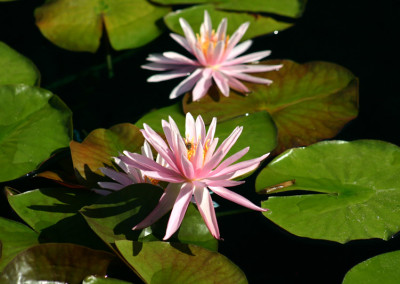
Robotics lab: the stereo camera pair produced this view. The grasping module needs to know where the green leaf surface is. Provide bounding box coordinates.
[256,140,400,243]
[136,102,277,163]
[154,0,306,18]
[0,84,72,182]
[0,42,40,86]
[164,5,293,41]
[70,123,144,185]
[342,250,400,284]
[0,217,39,272]
[34,0,170,52]
[6,187,105,249]
[115,240,247,284]
[80,184,218,251]
[83,275,132,284]
[0,243,114,283]
[183,60,359,154]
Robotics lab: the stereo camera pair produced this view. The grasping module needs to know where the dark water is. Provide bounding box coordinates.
[0,0,398,283]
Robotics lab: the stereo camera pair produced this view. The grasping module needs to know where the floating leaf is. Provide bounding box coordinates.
[80,184,218,251]
[0,243,114,283]
[164,5,293,42]
[0,217,39,272]
[6,187,105,249]
[70,123,144,185]
[0,42,40,86]
[154,0,306,18]
[136,102,277,163]
[183,60,359,154]
[256,140,400,243]
[0,84,72,182]
[342,250,400,284]
[34,0,170,52]
[115,240,248,283]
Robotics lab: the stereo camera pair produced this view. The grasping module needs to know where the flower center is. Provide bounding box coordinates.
[196,30,229,58]
[144,175,159,185]
[185,138,210,162]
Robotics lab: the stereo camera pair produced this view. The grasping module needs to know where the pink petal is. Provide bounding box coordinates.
[211,41,225,65]
[141,170,184,183]
[147,69,192,82]
[203,10,213,38]
[212,71,230,96]
[163,52,198,65]
[209,186,268,212]
[191,140,204,173]
[163,183,194,240]
[214,126,243,159]
[205,179,245,187]
[203,137,219,165]
[193,46,207,66]
[224,22,250,58]
[192,68,213,101]
[229,72,273,85]
[193,186,220,239]
[133,183,182,230]
[226,75,250,93]
[195,115,206,143]
[204,118,217,145]
[179,152,195,179]
[97,182,125,191]
[169,33,193,54]
[185,112,196,142]
[141,141,154,160]
[226,40,252,60]
[221,64,283,73]
[216,18,227,41]
[213,147,249,173]
[179,18,197,48]
[223,50,271,66]
[170,68,203,99]
[100,167,133,185]
[141,63,176,71]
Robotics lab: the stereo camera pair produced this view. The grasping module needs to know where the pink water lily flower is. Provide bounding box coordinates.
[142,10,283,101]
[121,113,269,240]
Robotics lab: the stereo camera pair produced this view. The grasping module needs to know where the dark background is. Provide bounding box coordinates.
[1,0,399,283]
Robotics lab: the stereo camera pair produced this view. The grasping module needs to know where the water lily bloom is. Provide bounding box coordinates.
[142,10,283,101]
[122,113,269,240]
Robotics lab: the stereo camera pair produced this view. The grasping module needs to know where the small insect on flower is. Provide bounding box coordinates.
[120,112,270,240]
[142,10,282,101]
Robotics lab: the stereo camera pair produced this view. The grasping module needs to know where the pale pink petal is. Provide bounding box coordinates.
[221,64,283,73]
[205,179,244,187]
[179,18,197,48]
[141,141,153,160]
[224,22,250,58]
[226,40,252,60]
[163,183,194,240]
[163,52,199,65]
[203,137,219,165]
[133,183,181,230]
[193,46,207,65]
[100,167,133,185]
[216,18,227,41]
[211,41,225,65]
[223,50,271,66]
[179,152,195,180]
[147,70,192,82]
[193,186,220,239]
[213,147,249,173]
[97,182,125,191]
[170,68,203,99]
[185,112,196,142]
[192,68,213,101]
[212,71,230,96]
[210,186,268,212]
[141,63,176,71]
[229,72,273,85]
[204,118,217,145]
[191,140,204,173]
[141,170,184,183]
[226,75,250,93]
[203,10,212,38]
[169,33,193,53]
[195,115,206,143]
[214,126,243,159]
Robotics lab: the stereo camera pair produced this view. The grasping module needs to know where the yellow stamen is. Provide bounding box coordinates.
[145,176,159,185]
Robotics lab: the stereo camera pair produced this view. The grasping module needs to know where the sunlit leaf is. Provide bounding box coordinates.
[0,243,114,283]
[164,5,293,42]
[6,187,105,249]
[0,84,72,182]
[70,123,144,185]
[256,140,400,243]
[136,102,277,163]
[342,250,400,284]
[0,42,40,86]
[184,60,358,154]
[115,240,248,283]
[0,217,39,272]
[34,0,170,52]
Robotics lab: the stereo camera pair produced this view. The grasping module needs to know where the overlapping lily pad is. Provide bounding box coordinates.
[0,84,72,182]
[342,250,400,284]
[115,240,247,283]
[256,140,400,243]
[34,0,170,52]
[136,102,277,163]
[6,187,105,249]
[184,60,359,154]
[80,184,218,252]
[0,42,40,86]
[154,0,306,18]
[70,123,144,185]
[164,5,293,42]
[0,217,39,272]
[0,243,114,283]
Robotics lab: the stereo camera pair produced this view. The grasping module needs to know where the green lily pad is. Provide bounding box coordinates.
[342,250,400,284]
[0,243,114,283]
[0,84,72,182]
[183,60,359,154]
[0,42,40,86]
[136,102,277,163]
[0,217,39,272]
[256,140,400,243]
[164,5,293,42]
[70,123,144,185]
[80,184,218,251]
[115,240,247,283]
[154,0,306,18]
[34,0,170,52]
[6,187,105,249]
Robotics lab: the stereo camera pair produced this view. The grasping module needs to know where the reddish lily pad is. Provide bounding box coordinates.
[183,60,359,154]
[34,0,170,52]
[115,240,247,283]
[70,123,144,185]
[0,243,114,283]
